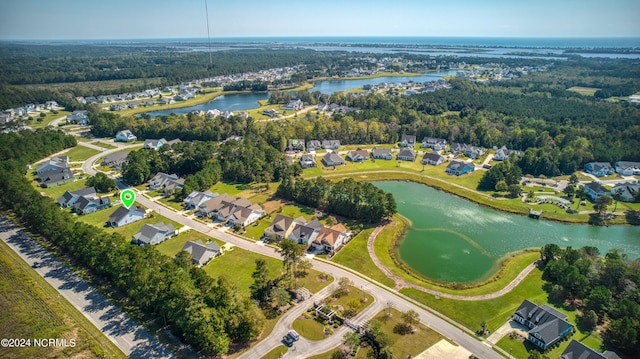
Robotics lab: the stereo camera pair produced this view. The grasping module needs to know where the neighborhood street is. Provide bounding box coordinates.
[128,184,504,359]
[0,215,174,359]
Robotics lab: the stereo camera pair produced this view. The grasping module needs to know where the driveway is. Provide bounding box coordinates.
[0,215,174,359]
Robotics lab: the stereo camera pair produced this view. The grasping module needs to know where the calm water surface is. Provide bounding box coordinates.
[373,181,640,284]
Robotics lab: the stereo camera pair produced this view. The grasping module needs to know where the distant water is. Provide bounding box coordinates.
[23,36,640,49]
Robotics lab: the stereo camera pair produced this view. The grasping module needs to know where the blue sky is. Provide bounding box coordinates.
[1,0,639,40]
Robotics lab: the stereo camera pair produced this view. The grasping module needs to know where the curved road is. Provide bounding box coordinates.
[127,186,504,359]
[0,215,173,359]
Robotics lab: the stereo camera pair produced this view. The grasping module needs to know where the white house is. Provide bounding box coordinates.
[115,130,137,142]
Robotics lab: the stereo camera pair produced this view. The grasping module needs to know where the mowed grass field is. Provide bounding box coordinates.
[0,239,125,359]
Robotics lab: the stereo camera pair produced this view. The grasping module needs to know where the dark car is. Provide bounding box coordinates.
[282,335,294,347]
[32,262,41,268]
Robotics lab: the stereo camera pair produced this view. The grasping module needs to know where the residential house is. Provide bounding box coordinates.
[560,339,620,359]
[143,99,155,107]
[584,162,615,177]
[614,161,640,176]
[322,152,345,167]
[282,99,304,110]
[165,138,181,147]
[132,222,176,246]
[421,137,447,151]
[161,177,184,195]
[66,110,89,125]
[306,140,322,152]
[144,138,167,150]
[450,143,485,159]
[346,149,369,162]
[147,172,180,190]
[264,214,305,241]
[115,130,137,142]
[40,168,75,188]
[57,187,97,208]
[288,220,323,246]
[263,109,279,117]
[421,152,445,166]
[109,103,126,111]
[299,154,316,168]
[73,196,111,215]
[228,204,265,228]
[196,193,234,217]
[183,190,217,210]
[44,101,58,109]
[108,206,145,228]
[397,148,416,161]
[513,299,574,351]
[446,160,475,176]
[311,224,348,253]
[102,152,129,169]
[181,240,222,267]
[214,197,252,222]
[322,140,341,150]
[371,148,393,160]
[493,145,523,161]
[584,182,609,201]
[611,182,638,202]
[287,139,305,152]
[400,134,417,148]
[128,101,141,109]
[36,156,69,175]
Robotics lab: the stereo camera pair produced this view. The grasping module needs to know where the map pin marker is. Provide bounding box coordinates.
[121,189,136,209]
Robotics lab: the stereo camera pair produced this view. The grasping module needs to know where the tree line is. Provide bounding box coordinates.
[276,176,397,223]
[540,244,640,355]
[0,129,264,356]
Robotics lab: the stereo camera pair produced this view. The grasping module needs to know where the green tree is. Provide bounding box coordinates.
[580,310,598,332]
[276,240,305,287]
[612,187,624,212]
[606,317,638,350]
[541,243,561,263]
[86,172,117,193]
[297,259,312,276]
[495,180,508,192]
[569,173,579,185]
[594,195,613,216]
[563,184,576,198]
[508,184,522,198]
[585,286,612,314]
[250,259,270,302]
[269,286,291,307]
[402,310,419,329]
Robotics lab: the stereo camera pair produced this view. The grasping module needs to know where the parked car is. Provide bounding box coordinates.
[287,329,300,341]
[32,262,41,268]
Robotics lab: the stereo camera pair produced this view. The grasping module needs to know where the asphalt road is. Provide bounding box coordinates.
[129,185,503,359]
[0,215,174,359]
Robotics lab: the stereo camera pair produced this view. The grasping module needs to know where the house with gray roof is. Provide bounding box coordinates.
[306,140,322,152]
[196,193,234,217]
[322,152,345,167]
[321,139,341,150]
[181,240,221,267]
[560,339,620,359]
[421,137,447,151]
[286,139,305,152]
[115,130,137,142]
[73,196,111,215]
[183,190,217,210]
[513,299,574,351]
[228,204,265,228]
[614,161,640,176]
[57,187,97,208]
[264,214,305,241]
[132,222,176,246]
[40,168,75,188]
[144,138,167,150]
[446,160,475,176]
[102,152,129,169]
[493,146,524,161]
[421,152,445,166]
[611,182,639,202]
[148,172,180,190]
[36,156,69,174]
[288,222,322,246]
[397,148,416,161]
[108,206,145,228]
[584,162,615,177]
[584,182,609,201]
[371,148,393,160]
[400,134,417,148]
[299,154,316,168]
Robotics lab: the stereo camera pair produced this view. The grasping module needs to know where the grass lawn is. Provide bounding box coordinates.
[370,308,445,359]
[0,239,126,359]
[296,269,334,293]
[400,267,547,333]
[260,345,288,359]
[496,329,605,359]
[202,247,284,297]
[31,174,90,200]
[209,182,253,196]
[64,146,102,162]
[325,285,374,318]
[89,141,117,149]
[157,196,185,211]
[24,111,71,130]
[155,230,220,258]
[332,228,396,288]
[292,316,326,340]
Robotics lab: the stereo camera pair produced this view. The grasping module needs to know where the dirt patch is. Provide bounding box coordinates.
[414,339,472,359]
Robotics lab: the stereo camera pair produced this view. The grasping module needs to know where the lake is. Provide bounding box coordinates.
[373,181,640,284]
[145,71,455,117]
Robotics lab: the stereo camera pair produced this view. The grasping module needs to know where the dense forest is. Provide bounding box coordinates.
[540,244,640,356]
[0,130,265,355]
[276,176,397,223]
